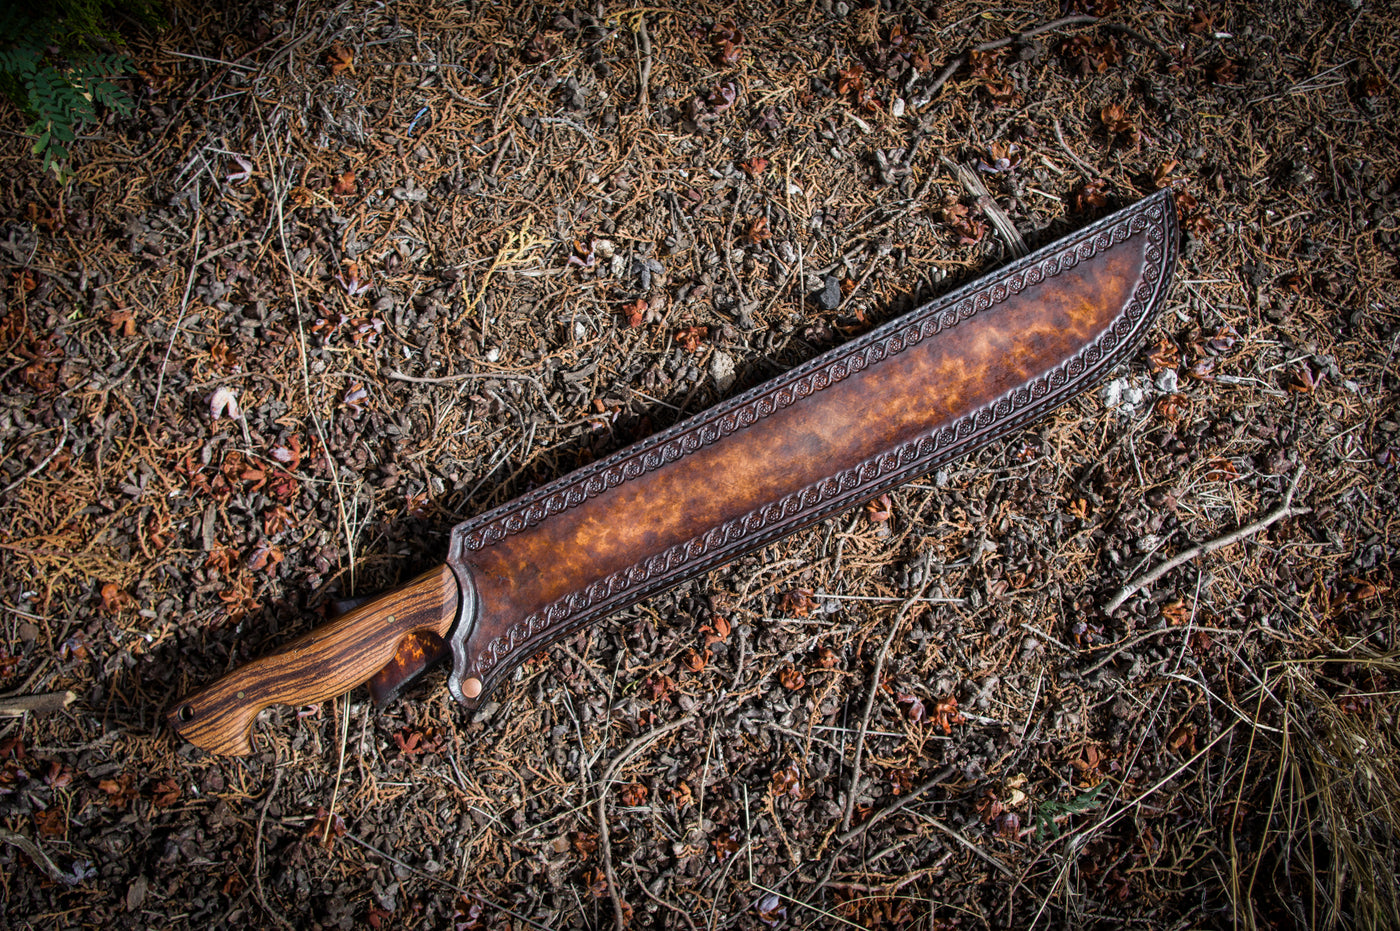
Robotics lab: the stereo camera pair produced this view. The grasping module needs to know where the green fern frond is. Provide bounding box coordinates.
[0,1,158,180]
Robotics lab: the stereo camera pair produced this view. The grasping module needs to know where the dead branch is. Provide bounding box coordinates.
[916,15,1099,104]
[941,156,1028,258]
[0,690,75,717]
[0,828,70,883]
[1105,467,1310,614]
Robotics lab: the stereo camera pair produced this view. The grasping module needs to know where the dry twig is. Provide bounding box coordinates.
[841,574,933,832]
[1105,467,1309,613]
[597,715,698,931]
[0,690,75,717]
[916,15,1099,104]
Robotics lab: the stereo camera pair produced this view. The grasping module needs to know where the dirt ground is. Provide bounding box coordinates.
[0,0,1397,928]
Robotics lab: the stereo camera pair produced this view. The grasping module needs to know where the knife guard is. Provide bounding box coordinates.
[445,191,1178,707]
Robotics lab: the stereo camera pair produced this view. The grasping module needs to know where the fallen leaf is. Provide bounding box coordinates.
[931,695,966,735]
[1073,178,1110,213]
[779,665,806,690]
[781,588,815,617]
[209,386,241,420]
[620,298,647,328]
[675,325,708,352]
[332,170,356,195]
[897,692,926,723]
[745,216,772,245]
[308,807,346,847]
[739,156,768,178]
[619,782,648,807]
[326,43,354,75]
[864,493,893,522]
[100,582,133,614]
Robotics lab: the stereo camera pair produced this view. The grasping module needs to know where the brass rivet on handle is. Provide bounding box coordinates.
[463,677,483,698]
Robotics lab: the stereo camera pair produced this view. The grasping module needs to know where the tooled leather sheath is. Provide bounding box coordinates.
[445,191,1178,707]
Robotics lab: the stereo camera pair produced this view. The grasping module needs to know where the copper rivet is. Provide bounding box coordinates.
[463,677,483,699]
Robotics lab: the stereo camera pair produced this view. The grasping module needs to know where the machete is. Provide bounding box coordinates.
[169,191,1178,756]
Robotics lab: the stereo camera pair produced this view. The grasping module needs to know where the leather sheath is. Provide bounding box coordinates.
[444,191,1177,707]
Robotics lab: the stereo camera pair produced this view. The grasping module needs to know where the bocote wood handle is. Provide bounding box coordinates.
[167,565,459,755]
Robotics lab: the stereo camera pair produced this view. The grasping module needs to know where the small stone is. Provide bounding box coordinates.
[126,875,147,911]
[817,275,841,310]
[710,351,736,392]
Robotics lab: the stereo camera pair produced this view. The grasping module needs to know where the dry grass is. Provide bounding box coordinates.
[1228,649,1400,931]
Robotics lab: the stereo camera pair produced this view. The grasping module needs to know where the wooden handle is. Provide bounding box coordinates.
[167,565,459,755]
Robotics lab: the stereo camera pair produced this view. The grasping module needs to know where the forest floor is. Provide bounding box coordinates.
[0,0,1397,928]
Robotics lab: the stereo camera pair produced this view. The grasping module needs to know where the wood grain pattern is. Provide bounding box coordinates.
[167,565,459,755]
[444,193,1177,706]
